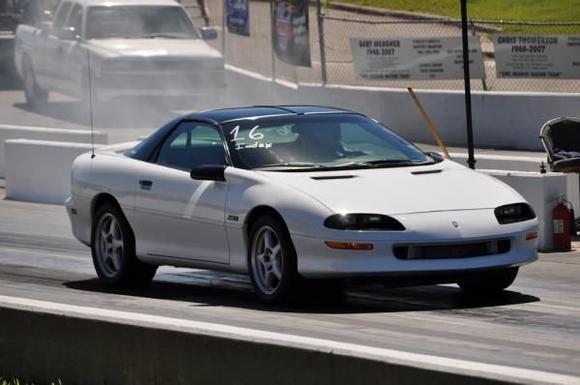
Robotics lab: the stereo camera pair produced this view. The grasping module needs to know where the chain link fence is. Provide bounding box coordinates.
[190,0,580,93]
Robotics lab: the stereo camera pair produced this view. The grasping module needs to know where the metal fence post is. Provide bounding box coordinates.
[461,0,476,170]
[470,19,488,91]
[270,0,276,81]
[316,0,327,85]
[221,0,226,56]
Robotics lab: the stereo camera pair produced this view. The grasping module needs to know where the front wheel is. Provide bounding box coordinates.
[91,203,157,287]
[248,216,298,303]
[457,267,519,295]
[23,58,48,107]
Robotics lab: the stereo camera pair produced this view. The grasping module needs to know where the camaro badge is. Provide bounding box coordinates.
[452,221,459,228]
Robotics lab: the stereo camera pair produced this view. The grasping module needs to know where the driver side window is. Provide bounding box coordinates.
[156,122,226,171]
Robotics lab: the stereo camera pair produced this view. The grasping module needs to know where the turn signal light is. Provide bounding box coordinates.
[325,241,374,251]
[526,231,538,240]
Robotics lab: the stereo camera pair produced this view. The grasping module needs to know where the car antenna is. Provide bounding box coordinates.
[86,49,96,159]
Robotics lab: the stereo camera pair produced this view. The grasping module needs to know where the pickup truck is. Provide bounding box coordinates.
[14,0,224,107]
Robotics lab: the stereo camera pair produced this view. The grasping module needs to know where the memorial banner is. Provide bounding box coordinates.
[349,36,485,80]
[494,35,580,79]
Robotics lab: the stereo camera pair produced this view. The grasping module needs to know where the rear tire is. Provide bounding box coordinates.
[91,202,157,287]
[23,57,48,107]
[248,215,298,303]
[458,267,519,295]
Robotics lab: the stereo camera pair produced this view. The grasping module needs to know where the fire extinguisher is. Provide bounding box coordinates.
[552,195,573,251]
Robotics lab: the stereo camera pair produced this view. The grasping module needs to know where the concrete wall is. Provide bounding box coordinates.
[483,170,568,251]
[450,153,580,220]
[226,65,580,152]
[4,139,102,205]
[1,297,568,385]
[0,124,107,178]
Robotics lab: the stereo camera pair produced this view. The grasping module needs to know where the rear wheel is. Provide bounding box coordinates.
[23,58,48,107]
[248,216,298,303]
[458,267,519,295]
[91,203,157,287]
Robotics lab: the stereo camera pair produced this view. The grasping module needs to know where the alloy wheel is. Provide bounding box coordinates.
[251,226,284,295]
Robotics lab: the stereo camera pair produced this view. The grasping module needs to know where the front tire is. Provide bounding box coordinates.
[248,216,298,303]
[91,203,157,287]
[23,58,48,107]
[458,267,519,295]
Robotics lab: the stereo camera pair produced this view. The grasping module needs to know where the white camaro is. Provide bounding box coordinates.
[66,106,539,302]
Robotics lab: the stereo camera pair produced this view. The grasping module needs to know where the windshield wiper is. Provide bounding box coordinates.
[331,159,434,169]
[255,162,324,170]
[142,33,185,39]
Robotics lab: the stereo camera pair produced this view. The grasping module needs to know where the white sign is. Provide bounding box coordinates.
[349,36,485,81]
[494,35,580,79]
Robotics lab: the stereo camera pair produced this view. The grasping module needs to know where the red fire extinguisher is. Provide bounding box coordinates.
[552,195,573,251]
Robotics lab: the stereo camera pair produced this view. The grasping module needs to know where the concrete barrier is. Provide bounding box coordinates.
[450,153,580,221]
[4,139,102,205]
[0,124,107,178]
[1,295,576,385]
[225,65,580,151]
[482,170,568,251]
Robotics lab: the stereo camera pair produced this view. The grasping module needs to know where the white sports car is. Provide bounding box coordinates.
[66,106,539,302]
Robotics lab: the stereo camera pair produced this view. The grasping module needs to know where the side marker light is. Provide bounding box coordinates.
[526,231,538,240]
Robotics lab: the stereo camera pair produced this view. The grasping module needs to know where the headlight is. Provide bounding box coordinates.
[324,214,405,231]
[494,203,536,224]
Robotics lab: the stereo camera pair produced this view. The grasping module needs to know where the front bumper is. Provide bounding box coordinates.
[292,210,538,278]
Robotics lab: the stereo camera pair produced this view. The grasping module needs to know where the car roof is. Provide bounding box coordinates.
[70,0,180,8]
[185,105,359,124]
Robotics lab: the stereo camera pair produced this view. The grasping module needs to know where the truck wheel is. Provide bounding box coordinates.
[23,58,49,107]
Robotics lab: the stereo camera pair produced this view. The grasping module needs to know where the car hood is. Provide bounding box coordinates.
[87,38,223,59]
[258,161,524,215]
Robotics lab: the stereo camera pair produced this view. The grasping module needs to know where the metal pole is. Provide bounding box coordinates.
[221,0,226,56]
[470,19,488,91]
[316,0,327,85]
[270,0,276,81]
[461,0,476,169]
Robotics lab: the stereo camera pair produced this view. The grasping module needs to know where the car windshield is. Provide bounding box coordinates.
[223,114,432,171]
[86,6,199,39]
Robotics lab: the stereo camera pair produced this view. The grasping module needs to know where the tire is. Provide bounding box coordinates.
[458,267,519,295]
[23,57,48,107]
[248,215,298,303]
[91,202,157,287]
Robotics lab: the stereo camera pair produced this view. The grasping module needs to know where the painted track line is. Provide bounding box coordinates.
[0,294,578,385]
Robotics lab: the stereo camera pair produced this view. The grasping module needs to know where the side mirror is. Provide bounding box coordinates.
[190,165,226,182]
[58,26,79,40]
[201,27,218,40]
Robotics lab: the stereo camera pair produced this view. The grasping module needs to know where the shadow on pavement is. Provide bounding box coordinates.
[64,274,540,315]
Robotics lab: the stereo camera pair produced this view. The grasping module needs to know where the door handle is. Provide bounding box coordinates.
[139,180,153,190]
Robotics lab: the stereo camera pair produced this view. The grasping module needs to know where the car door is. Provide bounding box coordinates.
[132,121,230,265]
[58,3,85,96]
[42,1,72,91]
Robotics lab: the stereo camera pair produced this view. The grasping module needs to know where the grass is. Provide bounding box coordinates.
[332,0,580,22]
[0,378,62,385]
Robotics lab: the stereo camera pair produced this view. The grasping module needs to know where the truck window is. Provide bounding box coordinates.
[65,3,82,35]
[52,1,72,29]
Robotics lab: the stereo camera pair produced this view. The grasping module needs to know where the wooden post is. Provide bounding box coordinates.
[407,87,451,159]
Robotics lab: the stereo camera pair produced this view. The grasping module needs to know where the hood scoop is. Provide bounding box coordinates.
[411,169,443,175]
[311,175,356,180]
